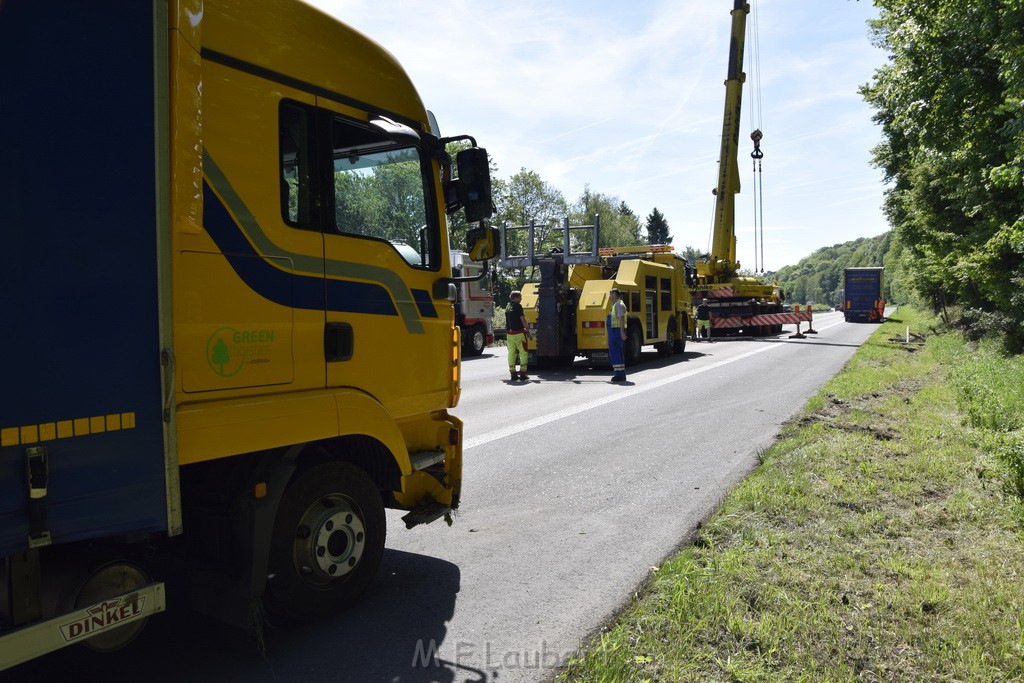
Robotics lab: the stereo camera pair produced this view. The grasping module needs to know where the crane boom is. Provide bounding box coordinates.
[706,0,749,280]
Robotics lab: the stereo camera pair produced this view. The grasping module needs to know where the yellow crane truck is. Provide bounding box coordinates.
[0,0,496,667]
[500,221,694,367]
[693,0,811,336]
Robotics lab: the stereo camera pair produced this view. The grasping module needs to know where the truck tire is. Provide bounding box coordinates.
[71,561,153,652]
[624,323,643,367]
[464,324,487,356]
[656,318,676,357]
[673,315,687,354]
[264,461,385,622]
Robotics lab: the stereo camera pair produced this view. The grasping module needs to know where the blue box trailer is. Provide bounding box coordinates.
[843,267,884,323]
[0,0,173,665]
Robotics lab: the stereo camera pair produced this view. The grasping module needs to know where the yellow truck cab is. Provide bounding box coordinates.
[0,0,496,666]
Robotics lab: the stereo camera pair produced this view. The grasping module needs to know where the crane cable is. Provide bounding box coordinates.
[746,0,766,274]
[751,131,764,274]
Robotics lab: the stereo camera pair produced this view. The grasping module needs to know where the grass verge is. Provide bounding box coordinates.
[559,307,1024,682]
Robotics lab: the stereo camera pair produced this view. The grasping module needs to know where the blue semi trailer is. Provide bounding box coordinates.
[843,267,885,323]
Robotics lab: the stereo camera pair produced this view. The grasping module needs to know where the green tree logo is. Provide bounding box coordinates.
[211,339,230,374]
[206,328,243,377]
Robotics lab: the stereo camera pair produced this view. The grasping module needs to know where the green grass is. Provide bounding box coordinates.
[936,334,1024,501]
[559,307,1024,682]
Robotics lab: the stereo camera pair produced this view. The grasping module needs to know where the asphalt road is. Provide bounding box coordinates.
[7,311,883,683]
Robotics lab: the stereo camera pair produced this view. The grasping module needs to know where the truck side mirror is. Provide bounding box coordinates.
[456,147,494,224]
[466,226,499,261]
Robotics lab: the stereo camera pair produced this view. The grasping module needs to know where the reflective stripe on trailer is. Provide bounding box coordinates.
[695,287,735,299]
[711,311,813,328]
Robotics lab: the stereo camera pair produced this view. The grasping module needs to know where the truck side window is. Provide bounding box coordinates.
[661,278,672,311]
[280,102,317,229]
[329,116,438,269]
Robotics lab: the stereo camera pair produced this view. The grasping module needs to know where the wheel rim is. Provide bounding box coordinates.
[293,494,366,586]
[665,324,675,349]
[472,329,485,353]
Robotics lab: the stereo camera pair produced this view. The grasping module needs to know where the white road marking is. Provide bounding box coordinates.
[464,319,846,450]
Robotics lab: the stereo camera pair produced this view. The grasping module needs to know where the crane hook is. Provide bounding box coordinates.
[750,128,763,159]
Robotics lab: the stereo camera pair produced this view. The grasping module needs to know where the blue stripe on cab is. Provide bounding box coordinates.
[411,289,438,318]
[202,182,397,316]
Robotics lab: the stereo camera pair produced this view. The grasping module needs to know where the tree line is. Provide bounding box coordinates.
[861,0,1024,350]
[444,144,686,302]
[772,233,896,307]
[446,163,676,258]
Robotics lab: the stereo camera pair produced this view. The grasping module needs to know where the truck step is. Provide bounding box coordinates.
[409,449,446,471]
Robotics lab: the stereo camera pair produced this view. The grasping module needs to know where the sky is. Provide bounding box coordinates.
[305,0,889,272]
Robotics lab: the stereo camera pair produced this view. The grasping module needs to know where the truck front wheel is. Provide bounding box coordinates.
[264,461,386,622]
[673,315,688,354]
[656,317,676,357]
[464,324,487,356]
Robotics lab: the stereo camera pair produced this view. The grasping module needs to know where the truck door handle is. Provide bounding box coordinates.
[325,323,353,362]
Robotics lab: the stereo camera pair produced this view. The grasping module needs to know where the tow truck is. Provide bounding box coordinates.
[500,219,694,367]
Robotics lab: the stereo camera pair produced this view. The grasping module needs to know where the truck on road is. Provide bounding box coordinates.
[843,267,886,322]
[0,0,495,668]
[500,220,693,368]
[452,251,495,356]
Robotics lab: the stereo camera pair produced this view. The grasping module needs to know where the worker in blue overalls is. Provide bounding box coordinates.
[608,288,628,382]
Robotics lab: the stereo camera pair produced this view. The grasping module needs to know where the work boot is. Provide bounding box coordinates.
[518,371,529,381]
[510,370,519,382]
[611,374,626,382]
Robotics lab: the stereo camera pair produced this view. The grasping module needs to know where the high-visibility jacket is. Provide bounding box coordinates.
[610,299,627,328]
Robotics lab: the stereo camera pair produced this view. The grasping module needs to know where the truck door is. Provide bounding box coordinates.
[178,61,323,396]
[318,104,451,407]
[645,275,659,338]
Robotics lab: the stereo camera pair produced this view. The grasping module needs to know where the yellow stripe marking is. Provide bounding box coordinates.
[0,413,137,447]
[2,427,20,448]
[20,425,39,444]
